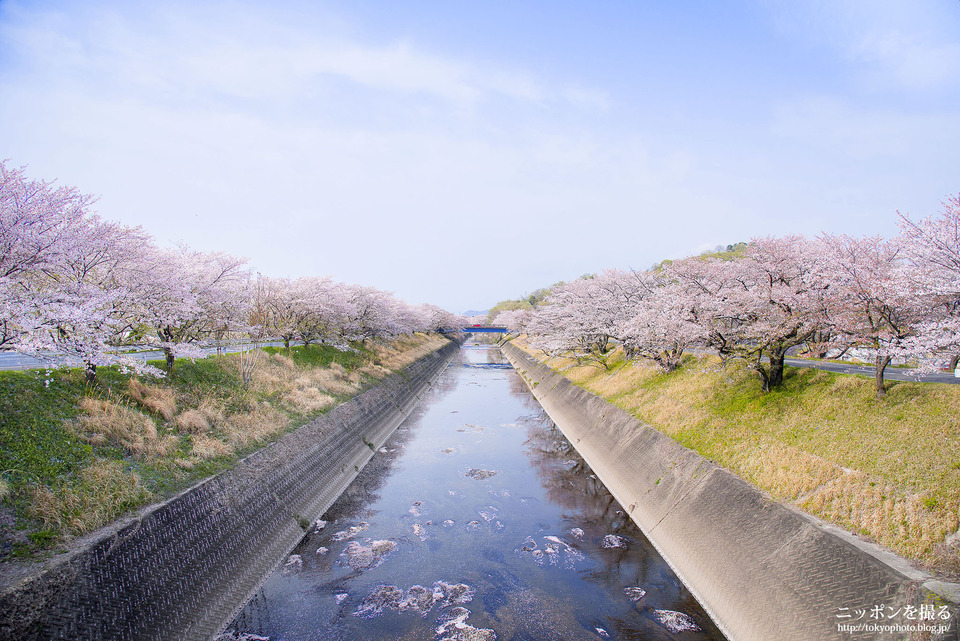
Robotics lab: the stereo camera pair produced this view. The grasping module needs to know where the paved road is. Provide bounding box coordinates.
[784,358,960,385]
[0,341,301,372]
[681,346,960,385]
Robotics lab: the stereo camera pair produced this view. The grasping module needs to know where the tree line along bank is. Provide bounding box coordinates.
[0,161,468,385]
[493,198,960,398]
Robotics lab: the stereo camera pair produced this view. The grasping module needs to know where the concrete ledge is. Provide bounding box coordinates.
[0,339,459,641]
[502,342,959,641]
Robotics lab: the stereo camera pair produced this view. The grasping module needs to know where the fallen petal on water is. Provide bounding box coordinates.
[280,555,302,575]
[354,584,404,618]
[653,609,702,633]
[344,539,397,570]
[601,534,628,549]
[331,521,369,541]
[466,468,500,480]
[624,587,647,602]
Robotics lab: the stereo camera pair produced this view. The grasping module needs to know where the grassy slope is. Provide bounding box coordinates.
[0,333,451,560]
[512,338,960,578]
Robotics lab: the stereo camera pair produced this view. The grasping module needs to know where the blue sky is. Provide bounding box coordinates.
[2,0,959,313]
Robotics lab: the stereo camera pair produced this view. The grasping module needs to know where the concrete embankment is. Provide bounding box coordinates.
[0,339,459,641]
[502,342,959,641]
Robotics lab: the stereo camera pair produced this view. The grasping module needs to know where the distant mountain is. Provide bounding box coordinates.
[462,309,489,318]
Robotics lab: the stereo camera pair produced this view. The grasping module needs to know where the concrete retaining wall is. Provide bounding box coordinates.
[0,339,459,641]
[503,342,959,641]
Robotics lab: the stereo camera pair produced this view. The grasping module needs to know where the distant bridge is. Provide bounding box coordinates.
[442,326,508,334]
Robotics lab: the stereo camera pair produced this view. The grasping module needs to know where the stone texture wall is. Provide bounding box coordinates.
[0,339,459,641]
[503,342,958,641]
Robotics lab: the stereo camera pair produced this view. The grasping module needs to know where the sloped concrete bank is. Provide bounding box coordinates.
[0,339,460,641]
[503,342,959,641]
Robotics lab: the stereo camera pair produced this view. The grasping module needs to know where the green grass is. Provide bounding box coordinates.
[263,342,372,369]
[0,369,93,486]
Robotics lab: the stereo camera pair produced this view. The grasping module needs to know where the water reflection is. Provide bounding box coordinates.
[222,346,725,641]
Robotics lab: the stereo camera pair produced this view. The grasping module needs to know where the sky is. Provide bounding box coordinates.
[2,0,959,314]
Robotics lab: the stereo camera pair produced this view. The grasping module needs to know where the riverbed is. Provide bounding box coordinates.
[223,344,725,640]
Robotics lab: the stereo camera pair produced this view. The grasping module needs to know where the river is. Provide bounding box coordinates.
[223,344,726,640]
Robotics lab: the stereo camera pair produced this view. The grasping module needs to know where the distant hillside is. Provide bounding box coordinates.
[462,309,489,317]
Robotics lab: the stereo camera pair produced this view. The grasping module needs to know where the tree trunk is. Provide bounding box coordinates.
[757,346,787,392]
[164,347,175,374]
[875,354,892,398]
[767,351,786,389]
[84,362,97,385]
[950,354,960,370]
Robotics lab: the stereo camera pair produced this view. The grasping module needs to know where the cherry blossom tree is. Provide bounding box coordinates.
[262,276,341,349]
[668,236,827,391]
[387,298,425,336]
[131,245,249,373]
[818,234,922,397]
[491,308,533,334]
[897,196,960,371]
[41,218,155,382]
[343,285,397,343]
[416,303,466,333]
[618,279,707,372]
[525,270,652,367]
[0,161,95,349]
[296,277,354,345]
[526,278,609,364]
[0,162,161,382]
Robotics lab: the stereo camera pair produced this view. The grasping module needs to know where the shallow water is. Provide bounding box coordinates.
[223,345,726,641]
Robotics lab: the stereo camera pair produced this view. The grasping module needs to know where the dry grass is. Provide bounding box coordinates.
[190,434,233,460]
[359,363,392,379]
[197,398,226,426]
[298,364,360,396]
[512,338,960,576]
[802,472,957,560]
[370,333,450,371]
[175,409,210,435]
[271,353,296,370]
[29,459,152,534]
[284,386,335,413]
[126,379,177,420]
[235,352,360,408]
[69,398,176,458]
[180,334,447,454]
[221,402,294,449]
[240,352,298,397]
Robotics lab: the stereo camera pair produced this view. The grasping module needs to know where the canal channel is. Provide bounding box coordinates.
[222,343,726,640]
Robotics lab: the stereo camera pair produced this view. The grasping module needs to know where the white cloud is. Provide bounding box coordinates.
[851,30,960,90]
[0,2,578,114]
[765,0,960,92]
